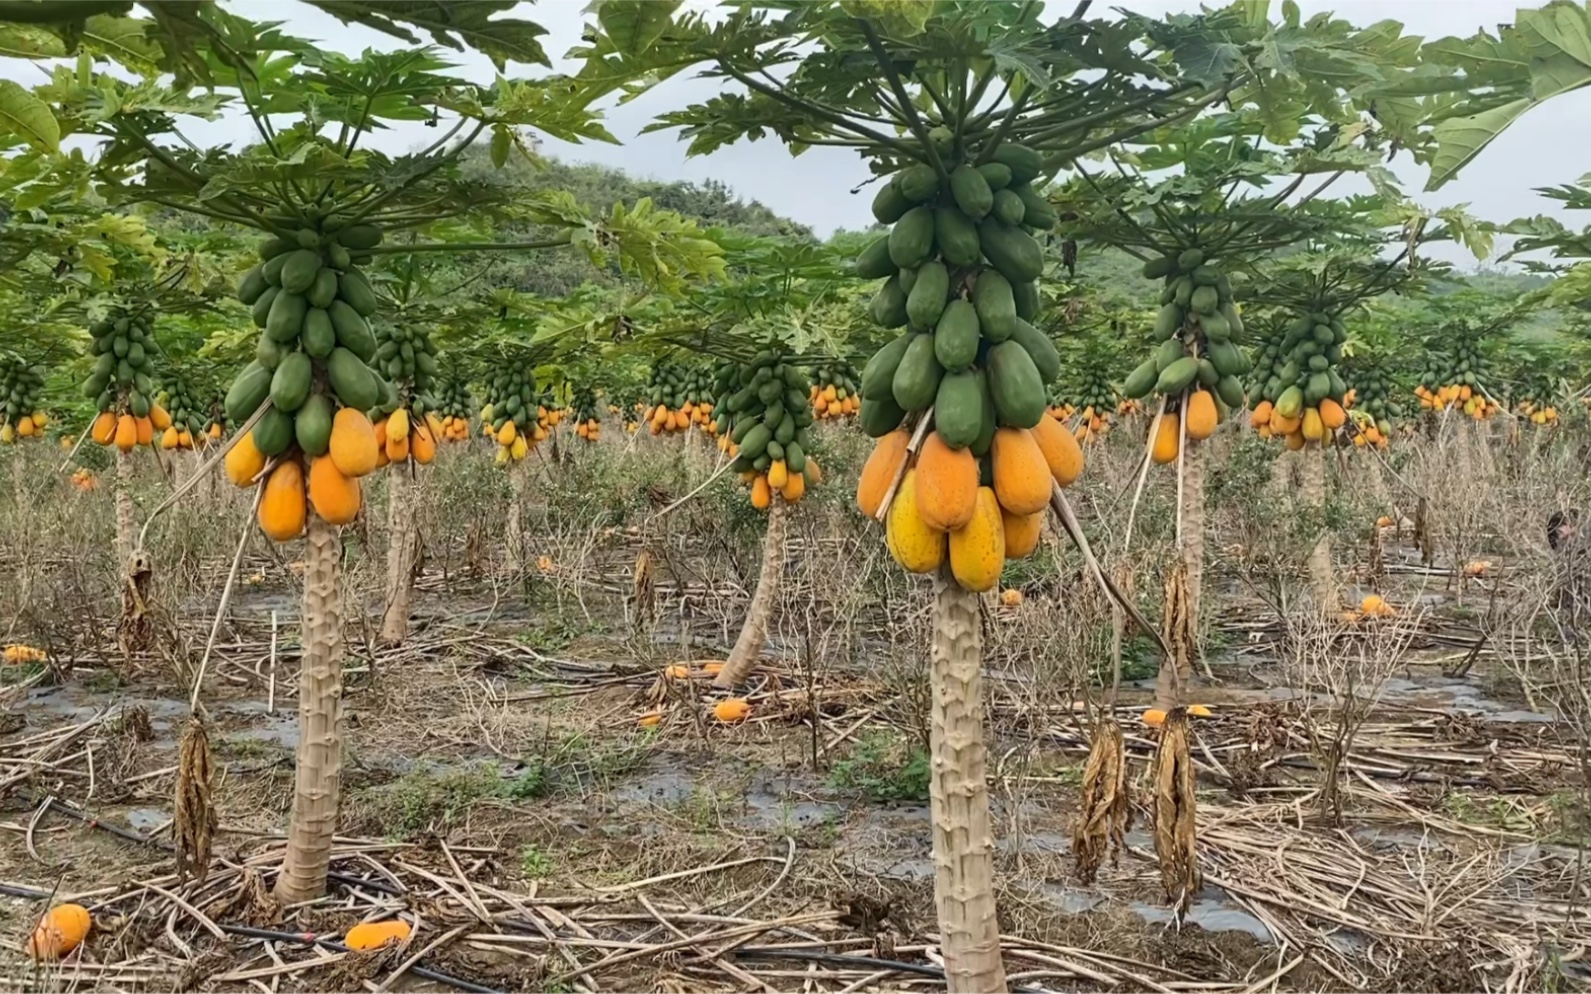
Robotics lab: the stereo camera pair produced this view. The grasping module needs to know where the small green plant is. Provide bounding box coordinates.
[374,761,550,835]
[519,844,554,878]
[829,730,931,804]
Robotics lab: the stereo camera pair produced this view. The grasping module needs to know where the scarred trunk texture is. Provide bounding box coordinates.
[1302,444,1337,613]
[1181,442,1207,648]
[927,568,1007,994]
[714,498,786,689]
[505,461,527,575]
[379,466,418,645]
[275,512,344,903]
[115,447,134,572]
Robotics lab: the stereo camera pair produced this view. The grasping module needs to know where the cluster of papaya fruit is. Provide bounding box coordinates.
[153,378,213,450]
[83,305,161,425]
[482,368,555,464]
[225,221,393,541]
[1342,360,1399,447]
[1246,308,1349,450]
[809,362,861,420]
[1512,369,1562,425]
[644,364,715,435]
[852,138,1076,592]
[89,402,171,452]
[428,375,473,441]
[857,144,1059,445]
[1049,368,1118,443]
[1123,250,1250,464]
[714,353,820,507]
[0,356,47,443]
[1416,339,1496,418]
[370,322,438,396]
[70,467,96,491]
[572,385,604,442]
[373,408,438,467]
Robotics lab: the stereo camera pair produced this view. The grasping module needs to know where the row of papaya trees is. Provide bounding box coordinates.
[3,0,1591,989]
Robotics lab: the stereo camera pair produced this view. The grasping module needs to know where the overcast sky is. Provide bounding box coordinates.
[11,1,1585,262]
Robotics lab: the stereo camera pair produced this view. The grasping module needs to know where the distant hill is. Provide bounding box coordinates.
[458,151,813,296]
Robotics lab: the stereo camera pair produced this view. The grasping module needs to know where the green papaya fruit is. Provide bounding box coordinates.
[860,392,907,437]
[976,162,1012,191]
[856,236,896,279]
[327,347,379,410]
[280,249,322,295]
[225,361,273,423]
[935,370,983,449]
[1216,375,1245,409]
[270,352,313,412]
[308,268,339,309]
[1010,184,1056,229]
[889,206,936,269]
[933,300,980,372]
[987,341,1045,428]
[251,286,280,329]
[294,392,334,456]
[1008,318,1060,384]
[266,291,309,344]
[906,261,950,329]
[328,300,377,361]
[991,188,1025,226]
[303,308,336,358]
[972,269,1017,341]
[1122,357,1158,399]
[872,181,912,224]
[935,207,982,267]
[253,408,295,457]
[978,218,1043,283]
[991,144,1043,184]
[1013,280,1039,321]
[238,266,268,305]
[1155,357,1200,395]
[1155,303,1183,340]
[338,270,378,317]
[1155,337,1187,372]
[1142,256,1176,280]
[1176,247,1205,271]
[950,165,993,220]
[337,223,384,250]
[892,332,942,411]
[861,333,912,399]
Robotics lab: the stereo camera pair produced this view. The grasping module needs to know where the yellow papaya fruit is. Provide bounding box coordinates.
[388,408,410,441]
[225,431,267,486]
[91,411,116,445]
[1302,407,1324,441]
[750,474,771,509]
[886,470,946,574]
[328,408,379,478]
[949,487,1005,592]
[1002,505,1043,559]
[307,455,361,525]
[767,459,789,490]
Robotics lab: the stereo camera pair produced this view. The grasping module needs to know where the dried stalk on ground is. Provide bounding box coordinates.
[1152,707,1200,912]
[1072,717,1129,884]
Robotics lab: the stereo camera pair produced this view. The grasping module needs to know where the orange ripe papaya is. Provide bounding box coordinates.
[1250,400,1273,427]
[857,430,910,518]
[1029,412,1084,487]
[1318,398,1347,430]
[1002,505,1044,559]
[114,414,137,452]
[1184,389,1218,441]
[329,408,379,478]
[91,411,116,445]
[1151,412,1179,465]
[915,431,978,530]
[135,417,153,447]
[307,455,361,525]
[990,427,1051,516]
[750,474,771,509]
[258,461,307,542]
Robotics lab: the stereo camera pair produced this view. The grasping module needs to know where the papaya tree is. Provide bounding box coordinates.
[1053,110,1417,700]
[575,1,1361,983]
[16,4,722,903]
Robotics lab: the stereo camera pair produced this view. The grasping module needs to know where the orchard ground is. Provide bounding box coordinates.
[2,414,1589,992]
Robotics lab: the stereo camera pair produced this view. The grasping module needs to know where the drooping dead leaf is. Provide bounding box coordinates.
[1073,716,1130,884]
[1152,707,1201,912]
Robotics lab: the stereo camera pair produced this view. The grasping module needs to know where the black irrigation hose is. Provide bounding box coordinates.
[13,791,404,895]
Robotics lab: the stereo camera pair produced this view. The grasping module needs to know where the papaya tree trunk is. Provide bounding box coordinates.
[713,498,786,689]
[379,465,418,645]
[275,511,344,902]
[505,461,526,576]
[1301,444,1337,613]
[1181,441,1206,650]
[927,567,1007,994]
[115,447,134,572]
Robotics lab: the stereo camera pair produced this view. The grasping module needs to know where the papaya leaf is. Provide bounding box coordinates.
[0,23,62,57]
[306,0,550,69]
[1425,97,1533,193]
[0,80,57,152]
[594,0,680,57]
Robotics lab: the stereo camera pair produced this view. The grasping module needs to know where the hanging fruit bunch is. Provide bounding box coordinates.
[1511,363,1562,425]
[428,373,473,442]
[1056,364,1118,444]
[84,305,171,453]
[852,140,1081,592]
[1415,334,1497,419]
[1045,383,1072,423]
[713,351,820,507]
[571,384,603,442]
[155,377,210,450]
[1246,306,1349,452]
[481,365,552,465]
[0,355,47,444]
[202,391,228,444]
[644,363,714,435]
[368,323,439,468]
[1121,248,1251,463]
[1341,356,1403,448]
[809,361,861,420]
[225,221,391,540]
